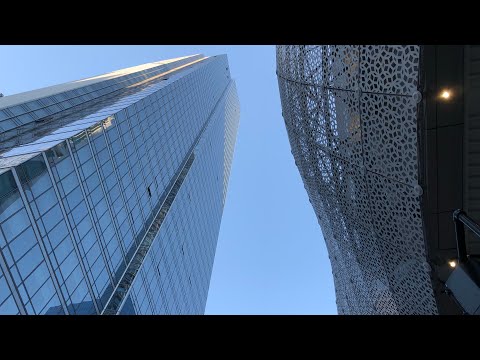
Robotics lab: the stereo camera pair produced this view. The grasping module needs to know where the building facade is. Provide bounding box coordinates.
[277,45,478,314]
[0,54,240,315]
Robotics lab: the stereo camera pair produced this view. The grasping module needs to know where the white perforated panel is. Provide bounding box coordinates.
[277,45,438,315]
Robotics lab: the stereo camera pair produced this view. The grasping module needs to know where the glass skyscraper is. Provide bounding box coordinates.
[0,54,240,315]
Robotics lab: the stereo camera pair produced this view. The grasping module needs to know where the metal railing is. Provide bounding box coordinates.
[453,209,480,263]
[445,209,480,314]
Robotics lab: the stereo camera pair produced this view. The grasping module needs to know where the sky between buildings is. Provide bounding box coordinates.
[0,45,337,314]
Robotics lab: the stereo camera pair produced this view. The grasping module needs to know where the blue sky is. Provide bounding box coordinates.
[0,45,337,314]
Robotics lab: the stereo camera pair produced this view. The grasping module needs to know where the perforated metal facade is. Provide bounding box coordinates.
[277,45,438,314]
[0,54,239,314]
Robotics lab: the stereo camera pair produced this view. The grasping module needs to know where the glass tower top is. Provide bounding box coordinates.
[0,54,240,315]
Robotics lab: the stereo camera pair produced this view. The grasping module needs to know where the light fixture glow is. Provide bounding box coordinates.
[448,260,457,268]
[440,89,452,100]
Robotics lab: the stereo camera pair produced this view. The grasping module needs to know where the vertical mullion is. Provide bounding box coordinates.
[136,106,163,193]
[101,123,138,247]
[0,224,27,314]
[65,139,116,287]
[41,151,100,314]
[10,166,69,315]
[85,131,128,262]
[113,116,148,229]
[124,111,155,212]
[138,268,155,314]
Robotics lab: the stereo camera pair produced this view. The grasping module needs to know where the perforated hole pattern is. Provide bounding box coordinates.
[277,45,437,315]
